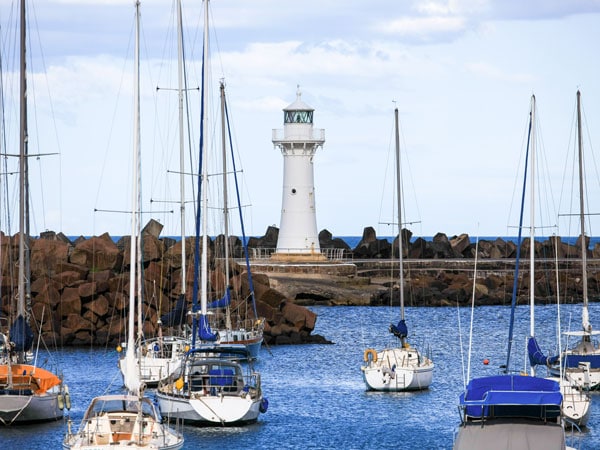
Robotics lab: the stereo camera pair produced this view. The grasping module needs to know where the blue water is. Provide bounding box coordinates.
[2,304,600,449]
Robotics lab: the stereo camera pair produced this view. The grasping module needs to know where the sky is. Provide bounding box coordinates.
[1,0,600,241]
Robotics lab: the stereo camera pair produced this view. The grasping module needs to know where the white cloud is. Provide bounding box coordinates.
[379,15,467,37]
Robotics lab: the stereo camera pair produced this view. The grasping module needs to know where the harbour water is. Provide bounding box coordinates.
[2,303,600,449]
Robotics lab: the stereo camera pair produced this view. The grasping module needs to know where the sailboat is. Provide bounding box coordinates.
[360,107,434,391]
[454,96,568,449]
[549,90,600,391]
[63,3,183,448]
[521,96,590,427]
[155,0,266,425]
[120,0,191,388]
[0,0,68,426]
[208,74,264,361]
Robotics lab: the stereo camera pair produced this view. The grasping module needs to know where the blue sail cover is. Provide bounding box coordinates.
[198,314,217,341]
[207,287,231,309]
[460,375,562,419]
[389,319,408,339]
[160,295,187,327]
[10,314,34,352]
[527,337,559,367]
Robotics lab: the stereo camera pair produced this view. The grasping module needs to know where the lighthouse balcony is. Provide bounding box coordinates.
[272,128,325,143]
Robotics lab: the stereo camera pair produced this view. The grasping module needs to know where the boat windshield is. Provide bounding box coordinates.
[88,397,156,418]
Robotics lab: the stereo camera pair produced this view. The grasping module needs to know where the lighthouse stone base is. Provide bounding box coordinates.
[269,252,328,263]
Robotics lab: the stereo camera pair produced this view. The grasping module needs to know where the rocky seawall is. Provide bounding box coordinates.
[0,223,329,348]
[1,223,598,347]
[265,226,600,308]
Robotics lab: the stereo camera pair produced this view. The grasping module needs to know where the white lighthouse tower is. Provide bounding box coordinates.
[271,87,326,261]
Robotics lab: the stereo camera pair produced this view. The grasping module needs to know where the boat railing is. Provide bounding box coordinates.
[187,371,260,398]
[208,317,264,335]
[564,418,582,449]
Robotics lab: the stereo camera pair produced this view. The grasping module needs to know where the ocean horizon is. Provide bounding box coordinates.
[64,235,600,250]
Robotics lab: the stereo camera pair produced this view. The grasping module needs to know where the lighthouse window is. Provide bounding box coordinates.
[284,110,313,124]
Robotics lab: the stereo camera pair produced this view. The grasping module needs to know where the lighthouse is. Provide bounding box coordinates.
[271,87,326,261]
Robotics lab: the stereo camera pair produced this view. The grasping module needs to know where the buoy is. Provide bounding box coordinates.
[259,397,269,413]
[175,378,184,391]
[116,345,122,353]
[483,358,489,365]
[65,385,71,410]
[58,391,64,410]
[363,348,378,363]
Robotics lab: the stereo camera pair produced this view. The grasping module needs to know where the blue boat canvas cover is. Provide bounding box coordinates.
[459,375,562,419]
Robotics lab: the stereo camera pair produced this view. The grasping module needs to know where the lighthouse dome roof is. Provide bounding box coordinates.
[283,87,314,112]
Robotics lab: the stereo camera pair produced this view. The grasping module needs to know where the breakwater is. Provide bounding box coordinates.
[0,224,325,347]
[251,225,600,308]
[1,223,598,347]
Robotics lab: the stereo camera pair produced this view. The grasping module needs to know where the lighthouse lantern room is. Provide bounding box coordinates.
[271,87,326,261]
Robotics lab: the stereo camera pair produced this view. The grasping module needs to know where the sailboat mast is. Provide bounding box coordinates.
[17,0,27,321]
[124,1,142,397]
[505,97,533,372]
[529,95,536,376]
[135,0,143,344]
[220,81,232,330]
[177,0,186,298]
[200,0,209,317]
[14,0,29,367]
[576,90,590,332]
[394,108,405,328]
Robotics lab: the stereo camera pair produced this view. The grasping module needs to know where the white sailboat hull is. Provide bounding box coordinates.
[119,337,188,387]
[138,357,182,387]
[549,338,600,391]
[0,391,62,425]
[561,389,591,428]
[119,357,182,389]
[549,363,600,391]
[545,376,591,427]
[216,332,262,360]
[156,391,261,425]
[361,347,433,391]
